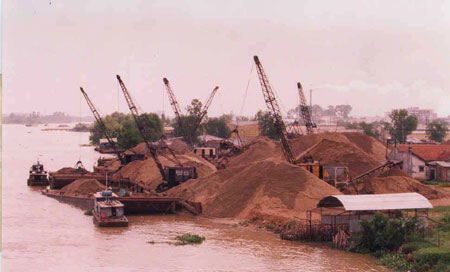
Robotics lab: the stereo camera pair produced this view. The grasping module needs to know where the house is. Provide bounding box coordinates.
[428,161,450,182]
[389,144,450,180]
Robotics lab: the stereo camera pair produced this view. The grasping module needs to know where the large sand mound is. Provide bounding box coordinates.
[227,136,283,168]
[60,178,105,196]
[113,152,217,190]
[297,139,381,177]
[341,167,450,200]
[166,160,341,219]
[290,132,387,161]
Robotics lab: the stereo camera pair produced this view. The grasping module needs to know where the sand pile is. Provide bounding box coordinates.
[297,139,381,177]
[227,136,283,168]
[60,178,105,196]
[342,167,450,200]
[113,152,217,190]
[53,167,90,175]
[290,132,387,161]
[166,160,341,219]
[168,139,191,154]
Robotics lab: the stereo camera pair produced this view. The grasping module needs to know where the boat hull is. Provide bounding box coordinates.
[93,212,128,227]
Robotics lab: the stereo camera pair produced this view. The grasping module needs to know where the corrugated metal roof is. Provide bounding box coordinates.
[435,161,450,168]
[317,193,432,211]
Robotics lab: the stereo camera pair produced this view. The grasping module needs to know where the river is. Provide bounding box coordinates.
[2,124,386,271]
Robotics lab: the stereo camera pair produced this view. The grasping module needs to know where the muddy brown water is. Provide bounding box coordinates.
[2,124,387,271]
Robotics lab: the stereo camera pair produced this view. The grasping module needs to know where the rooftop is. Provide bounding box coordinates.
[317,193,433,211]
[397,144,450,161]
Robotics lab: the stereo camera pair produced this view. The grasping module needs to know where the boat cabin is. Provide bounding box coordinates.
[93,191,128,227]
[27,161,49,186]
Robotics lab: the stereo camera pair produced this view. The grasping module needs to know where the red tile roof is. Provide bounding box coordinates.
[397,144,450,161]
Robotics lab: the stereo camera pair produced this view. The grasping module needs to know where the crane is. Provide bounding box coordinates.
[80,87,124,164]
[253,56,296,164]
[297,82,316,134]
[163,77,219,145]
[116,75,167,180]
[191,86,219,144]
[163,77,191,145]
[116,75,197,190]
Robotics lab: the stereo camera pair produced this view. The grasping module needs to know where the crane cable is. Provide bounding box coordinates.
[238,61,254,127]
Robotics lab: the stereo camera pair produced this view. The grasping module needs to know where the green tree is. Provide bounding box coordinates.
[427,120,448,143]
[89,112,163,149]
[205,116,231,138]
[255,110,278,140]
[388,109,418,144]
[360,122,379,138]
[172,99,205,144]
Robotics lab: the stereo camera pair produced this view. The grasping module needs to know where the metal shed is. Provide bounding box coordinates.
[318,193,433,211]
[309,193,432,234]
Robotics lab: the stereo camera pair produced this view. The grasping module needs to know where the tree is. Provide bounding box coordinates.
[388,109,418,144]
[427,120,448,143]
[255,110,278,140]
[172,99,205,144]
[335,105,352,119]
[89,112,163,149]
[359,122,379,138]
[205,117,231,138]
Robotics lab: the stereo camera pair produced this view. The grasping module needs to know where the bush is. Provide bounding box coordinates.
[351,213,425,253]
[376,253,412,271]
[401,240,434,254]
[84,209,93,216]
[414,247,450,270]
[175,233,205,245]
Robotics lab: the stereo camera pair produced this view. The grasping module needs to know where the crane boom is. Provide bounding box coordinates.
[163,78,191,144]
[116,75,166,180]
[297,82,316,134]
[80,87,124,162]
[198,86,219,122]
[253,56,296,164]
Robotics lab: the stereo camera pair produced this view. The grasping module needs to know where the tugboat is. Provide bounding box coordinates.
[27,160,49,186]
[92,190,128,227]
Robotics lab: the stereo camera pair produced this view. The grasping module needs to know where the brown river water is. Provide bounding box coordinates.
[2,124,387,271]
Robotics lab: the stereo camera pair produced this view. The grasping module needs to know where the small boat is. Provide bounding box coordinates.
[93,190,128,227]
[27,161,49,186]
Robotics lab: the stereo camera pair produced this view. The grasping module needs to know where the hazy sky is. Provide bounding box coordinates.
[3,0,450,118]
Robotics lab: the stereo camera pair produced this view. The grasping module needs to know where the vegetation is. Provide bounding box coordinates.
[255,110,278,140]
[420,180,450,188]
[389,109,418,144]
[205,116,231,139]
[427,120,449,143]
[84,209,93,216]
[349,211,450,271]
[89,111,163,149]
[3,111,94,124]
[175,233,205,245]
[72,123,91,132]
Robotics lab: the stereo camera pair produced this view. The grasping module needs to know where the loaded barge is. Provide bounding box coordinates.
[41,189,202,215]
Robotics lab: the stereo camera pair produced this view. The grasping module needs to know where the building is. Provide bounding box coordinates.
[406,107,438,124]
[389,144,450,180]
[312,193,432,233]
[428,161,450,182]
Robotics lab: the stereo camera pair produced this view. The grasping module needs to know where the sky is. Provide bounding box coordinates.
[3,0,450,118]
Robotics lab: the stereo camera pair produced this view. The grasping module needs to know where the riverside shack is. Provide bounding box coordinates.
[309,193,432,233]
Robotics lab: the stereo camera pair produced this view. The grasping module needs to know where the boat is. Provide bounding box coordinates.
[27,161,49,186]
[92,190,128,227]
